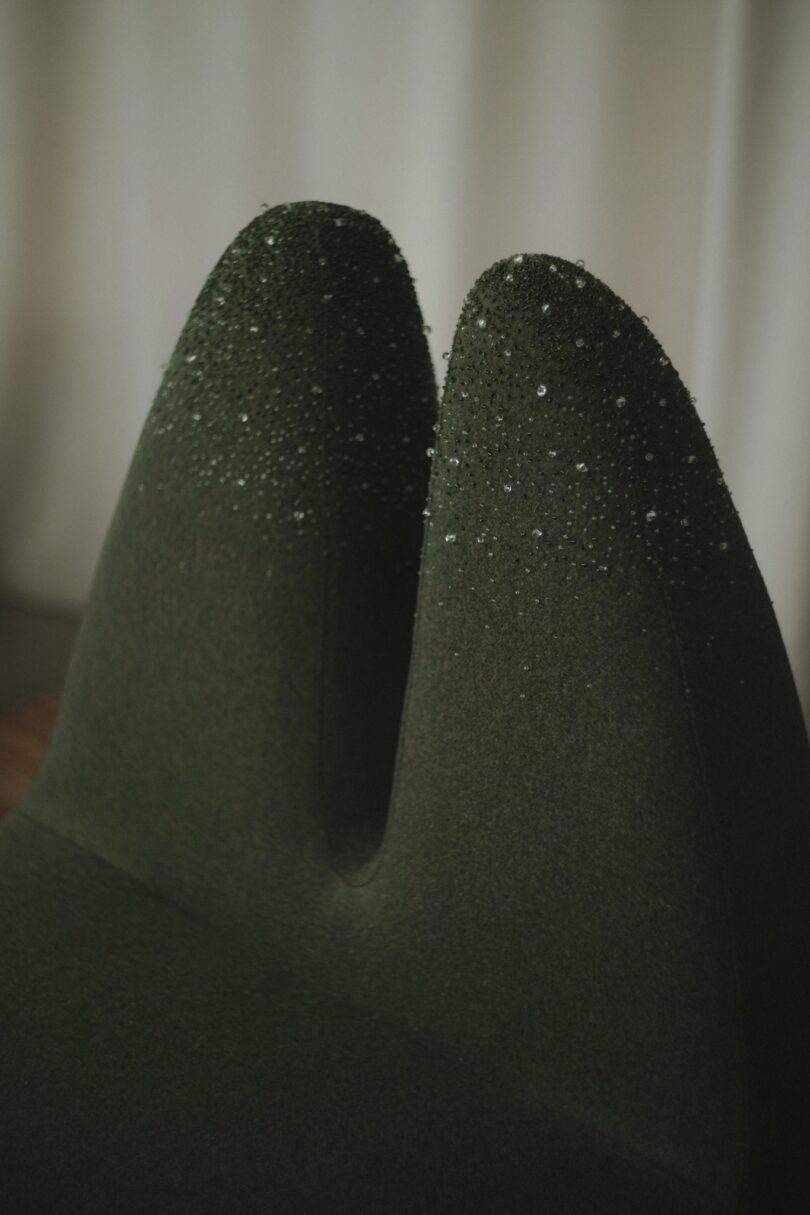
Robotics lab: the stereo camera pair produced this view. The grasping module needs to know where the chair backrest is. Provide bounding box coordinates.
[11,201,810,1211]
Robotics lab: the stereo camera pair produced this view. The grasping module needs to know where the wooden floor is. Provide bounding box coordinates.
[0,695,59,817]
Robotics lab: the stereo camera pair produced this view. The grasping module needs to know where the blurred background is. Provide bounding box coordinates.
[1,0,809,733]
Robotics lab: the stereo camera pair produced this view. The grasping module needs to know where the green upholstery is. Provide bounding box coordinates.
[2,202,808,1213]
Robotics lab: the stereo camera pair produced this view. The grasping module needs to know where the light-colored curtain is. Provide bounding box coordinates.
[2,0,809,720]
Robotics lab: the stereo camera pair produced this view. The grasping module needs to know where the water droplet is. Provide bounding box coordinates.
[448,456,460,466]
[536,385,547,397]
[505,272,514,282]
[687,454,697,464]
[615,396,626,407]
[293,509,306,521]
[575,462,588,473]
[249,324,259,334]
[680,517,689,527]
[646,509,657,522]
[504,350,512,358]
[575,277,585,289]
[548,449,557,458]
[612,329,621,338]
[718,540,729,551]
[422,323,432,334]
[476,317,487,329]
[549,263,558,273]
[426,447,435,457]
[321,293,333,303]
[354,432,365,442]
[185,353,197,364]
[575,337,585,348]
[641,315,650,325]
[659,397,667,406]
[659,355,669,366]
[645,452,654,461]
[531,527,543,537]
[445,533,457,543]
[503,483,513,493]
[512,254,524,264]
[266,235,276,246]
[240,413,249,423]
[442,351,450,360]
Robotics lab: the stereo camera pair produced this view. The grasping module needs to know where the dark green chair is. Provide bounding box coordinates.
[2,202,808,1213]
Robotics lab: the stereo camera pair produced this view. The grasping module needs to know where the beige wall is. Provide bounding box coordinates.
[1,0,809,719]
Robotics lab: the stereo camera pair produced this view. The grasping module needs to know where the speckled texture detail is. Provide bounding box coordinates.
[144,204,433,536]
[425,252,738,590]
[2,203,809,1213]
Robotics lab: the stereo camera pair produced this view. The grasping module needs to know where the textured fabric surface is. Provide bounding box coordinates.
[0,811,728,1215]
[2,202,809,1212]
